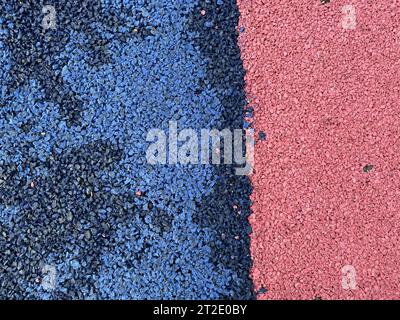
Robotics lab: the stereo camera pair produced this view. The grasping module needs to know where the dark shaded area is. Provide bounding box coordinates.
[0,140,169,299]
[0,0,154,126]
[187,1,254,300]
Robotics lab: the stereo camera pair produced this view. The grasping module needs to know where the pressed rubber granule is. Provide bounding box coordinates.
[238,0,400,299]
[0,0,253,299]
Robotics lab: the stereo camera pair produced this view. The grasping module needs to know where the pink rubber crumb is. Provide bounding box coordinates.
[238,0,400,299]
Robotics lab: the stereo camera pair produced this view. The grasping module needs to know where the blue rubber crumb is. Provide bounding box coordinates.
[0,0,254,300]
[258,131,267,141]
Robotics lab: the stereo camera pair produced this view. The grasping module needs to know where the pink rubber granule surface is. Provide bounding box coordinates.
[238,0,400,299]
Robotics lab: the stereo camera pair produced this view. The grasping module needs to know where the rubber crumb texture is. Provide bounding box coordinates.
[0,0,253,299]
[238,0,400,299]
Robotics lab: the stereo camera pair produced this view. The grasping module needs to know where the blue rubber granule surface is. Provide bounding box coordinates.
[0,0,254,299]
